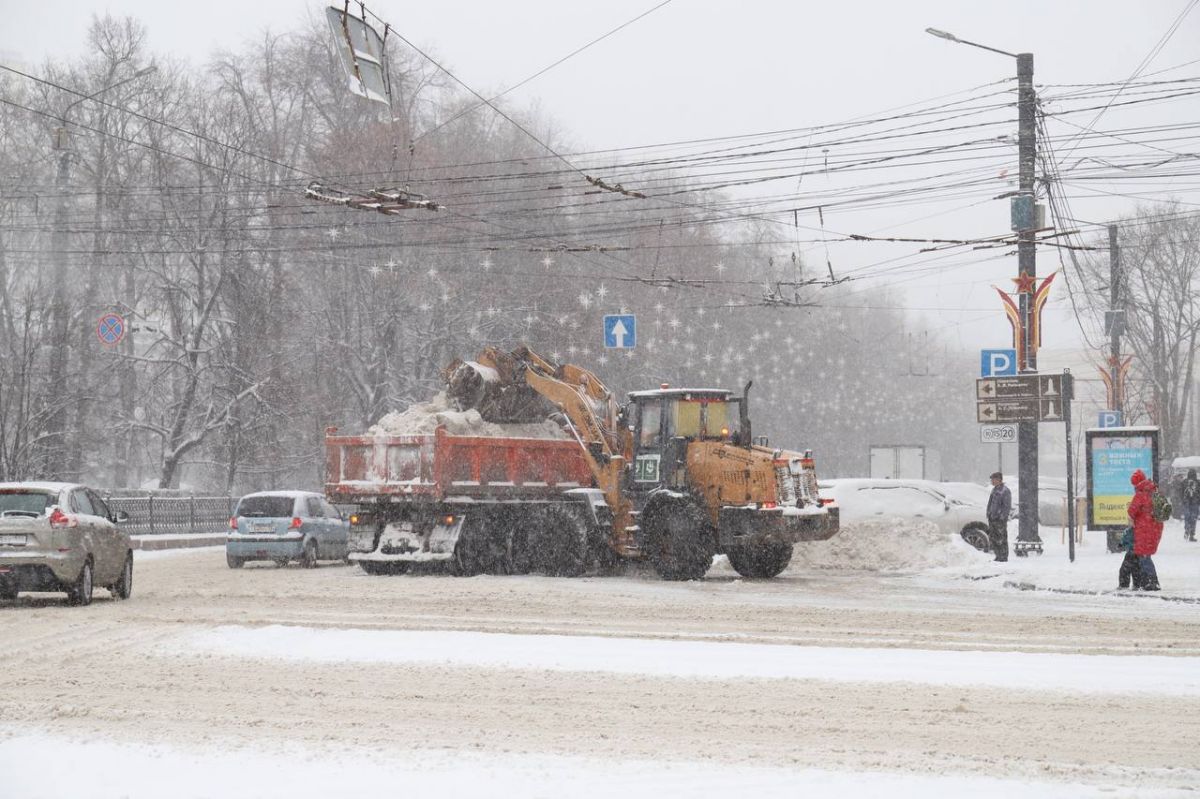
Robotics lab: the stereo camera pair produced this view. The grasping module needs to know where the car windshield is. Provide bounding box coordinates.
[0,490,54,516]
[236,496,296,518]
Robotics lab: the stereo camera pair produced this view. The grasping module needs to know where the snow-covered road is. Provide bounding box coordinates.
[2,522,1198,797]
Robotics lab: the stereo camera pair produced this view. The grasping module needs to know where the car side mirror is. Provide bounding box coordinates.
[113,510,130,524]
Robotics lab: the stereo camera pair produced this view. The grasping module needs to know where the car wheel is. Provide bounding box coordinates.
[227,553,245,569]
[0,583,17,601]
[111,552,133,599]
[67,559,94,606]
[960,523,991,553]
[299,538,318,569]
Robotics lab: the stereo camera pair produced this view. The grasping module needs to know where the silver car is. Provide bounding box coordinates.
[0,482,133,605]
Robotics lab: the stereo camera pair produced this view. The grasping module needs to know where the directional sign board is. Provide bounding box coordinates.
[980,349,1017,377]
[976,373,1073,423]
[603,314,636,349]
[980,423,1018,443]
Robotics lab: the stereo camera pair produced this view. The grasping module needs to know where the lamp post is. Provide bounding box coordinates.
[927,27,1042,549]
[46,65,156,478]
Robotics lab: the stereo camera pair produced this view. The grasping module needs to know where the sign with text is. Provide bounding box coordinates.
[976,373,1073,423]
[1098,410,1123,428]
[1085,427,1159,530]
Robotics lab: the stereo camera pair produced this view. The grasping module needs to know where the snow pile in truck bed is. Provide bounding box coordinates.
[368,392,568,439]
[792,519,982,572]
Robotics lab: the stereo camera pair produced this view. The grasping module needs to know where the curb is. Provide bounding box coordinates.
[132,536,225,551]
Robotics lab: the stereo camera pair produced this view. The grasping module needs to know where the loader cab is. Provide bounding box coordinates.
[626,387,745,489]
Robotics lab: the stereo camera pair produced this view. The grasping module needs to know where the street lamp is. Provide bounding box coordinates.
[927,27,1043,552]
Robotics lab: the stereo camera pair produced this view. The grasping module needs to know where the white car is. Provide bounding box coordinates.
[820,478,1000,552]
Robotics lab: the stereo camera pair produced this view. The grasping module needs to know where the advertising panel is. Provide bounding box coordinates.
[1085,427,1159,530]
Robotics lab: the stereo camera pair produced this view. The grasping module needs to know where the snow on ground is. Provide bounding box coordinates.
[0,730,1179,799]
[931,519,1200,600]
[162,624,1200,696]
[134,543,224,561]
[792,518,983,571]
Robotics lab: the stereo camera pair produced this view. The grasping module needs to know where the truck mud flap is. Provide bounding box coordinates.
[363,516,464,562]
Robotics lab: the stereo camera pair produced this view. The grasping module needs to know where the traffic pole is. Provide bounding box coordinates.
[1016,51,1041,549]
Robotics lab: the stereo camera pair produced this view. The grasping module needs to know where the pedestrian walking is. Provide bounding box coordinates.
[1181,468,1200,542]
[1117,526,1143,590]
[986,471,1011,562]
[1127,468,1163,591]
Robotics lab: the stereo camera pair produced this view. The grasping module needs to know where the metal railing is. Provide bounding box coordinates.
[104,495,237,536]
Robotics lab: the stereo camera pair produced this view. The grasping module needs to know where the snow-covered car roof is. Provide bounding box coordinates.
[238,490,324,500]
[0,481,77,494]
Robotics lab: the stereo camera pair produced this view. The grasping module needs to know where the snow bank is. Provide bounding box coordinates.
[0,731,1145,799]
[160,625,1200,696]
[794,519,982,571]
[368,391,567,439]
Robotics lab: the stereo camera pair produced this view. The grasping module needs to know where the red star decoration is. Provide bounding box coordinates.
[1012,271,1036,294]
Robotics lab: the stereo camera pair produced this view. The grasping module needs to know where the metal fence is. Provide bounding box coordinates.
[105,495,237,536]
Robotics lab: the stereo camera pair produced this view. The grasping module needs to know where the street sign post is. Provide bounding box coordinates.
[96,312,126,346]
[603,314,636,349]
[980,348,1017,377]
[980,423,1018,443]
[976,373,1073,423]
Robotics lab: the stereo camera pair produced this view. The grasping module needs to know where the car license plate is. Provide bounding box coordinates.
[0,533,26,546]
[251,523,274,533]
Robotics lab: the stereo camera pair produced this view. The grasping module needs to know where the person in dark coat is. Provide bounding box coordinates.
[1181,468,1200,542]
[1117,526,1143,590]
[1127,468,1163,591]
[986,471,1011,562]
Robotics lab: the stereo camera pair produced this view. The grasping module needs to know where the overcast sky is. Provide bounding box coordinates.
[4,1,1199,364]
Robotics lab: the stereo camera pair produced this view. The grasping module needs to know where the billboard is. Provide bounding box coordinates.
[1085,426,1159,530]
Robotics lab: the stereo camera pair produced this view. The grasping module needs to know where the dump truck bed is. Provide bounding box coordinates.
[325,425,593,503]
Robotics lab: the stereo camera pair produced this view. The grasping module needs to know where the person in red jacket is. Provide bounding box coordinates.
[1127,468,1162,591]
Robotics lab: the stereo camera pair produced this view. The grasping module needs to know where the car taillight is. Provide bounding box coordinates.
[49,507,75,528]
[761,501,778,509]
[290,516,302,529]
[229,516,238,530]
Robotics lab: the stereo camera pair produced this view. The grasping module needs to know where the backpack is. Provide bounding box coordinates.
[1151,491,1173,522]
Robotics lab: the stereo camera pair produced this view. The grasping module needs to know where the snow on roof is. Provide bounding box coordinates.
[626,388,732,399]
[1172,456,1200,468]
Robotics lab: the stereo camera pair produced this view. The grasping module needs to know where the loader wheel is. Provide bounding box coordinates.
[726,536,793,579]
[531,504,590,578]
[643,498,715,581]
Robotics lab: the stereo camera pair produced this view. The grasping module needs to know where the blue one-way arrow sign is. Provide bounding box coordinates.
[603,314,636,349]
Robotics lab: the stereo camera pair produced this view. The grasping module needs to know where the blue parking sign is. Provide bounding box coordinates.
[603,314,636,349]
[981,349,1017,377]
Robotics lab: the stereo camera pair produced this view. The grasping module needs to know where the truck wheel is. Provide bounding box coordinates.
[453,516,501,576]
[532,505,590,577]
[226,553,245,569]
[359,560,408,576]
[727,536,793,579]
[644,499,714,581]
[960,523,991,553]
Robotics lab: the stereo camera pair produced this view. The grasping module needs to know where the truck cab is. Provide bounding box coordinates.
[625,387,746,493]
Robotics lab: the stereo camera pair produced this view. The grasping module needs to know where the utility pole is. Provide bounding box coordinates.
[1015,51,1040,548]
[1109,224,1122,414]
[926,29,1042,547]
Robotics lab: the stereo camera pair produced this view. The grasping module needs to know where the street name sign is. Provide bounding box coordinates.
[980,423,1018,443]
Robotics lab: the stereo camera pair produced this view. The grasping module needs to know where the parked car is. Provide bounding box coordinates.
[820,478,999,552]
[226,491,349,568]
[0,482,133,605]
